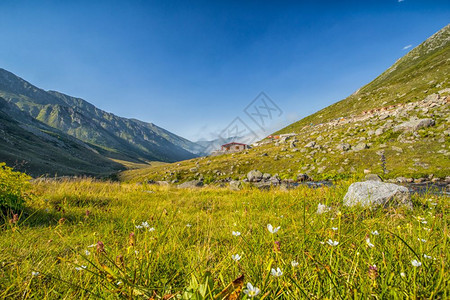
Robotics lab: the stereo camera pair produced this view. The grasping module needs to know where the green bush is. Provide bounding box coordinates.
[0,162,32,211]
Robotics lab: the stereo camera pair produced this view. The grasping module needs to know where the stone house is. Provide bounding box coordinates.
[220,142,249,153]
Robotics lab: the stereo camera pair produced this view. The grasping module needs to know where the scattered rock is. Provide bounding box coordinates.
[391,146,403,153]
[375,128,385,136]
[280,181,295,190]
[229,180,242,191]
[247,170,263,182]
[297,173,310,182]
[156,181,169,186]
[396,177,408,183]
[189,167,198,172]
[343,181,412,209]
[270,174,281,185]
[336,143,351,151]
[317,166,326,174]
[178,180,204,188]
[394,118,435,132]
[414,178,426,183]
[305,141,316,148]
[254,181,272,190]
[263,173,272,180]
[353,142,368,151]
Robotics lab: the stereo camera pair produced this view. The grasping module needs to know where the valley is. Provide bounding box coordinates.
[0,11,448,299]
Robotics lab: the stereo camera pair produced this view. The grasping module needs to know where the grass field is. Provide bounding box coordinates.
[0,178,448,299]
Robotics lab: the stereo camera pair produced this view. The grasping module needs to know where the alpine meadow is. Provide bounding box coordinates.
[0,2,449,299]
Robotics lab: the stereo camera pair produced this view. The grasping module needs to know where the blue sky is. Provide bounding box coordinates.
[0,0,448,141]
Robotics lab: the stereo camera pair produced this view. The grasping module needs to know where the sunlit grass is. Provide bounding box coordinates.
[0,179,448,298]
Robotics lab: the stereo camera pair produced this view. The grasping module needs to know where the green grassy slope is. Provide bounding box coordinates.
[120,25,450,183]
[277,24,450,134]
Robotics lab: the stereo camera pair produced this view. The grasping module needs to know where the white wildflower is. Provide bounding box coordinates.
[366,238,375,248]
[411,260,422,267]
[326,239,339,246]
[267,224,280,234]
[317,203,330,214]
[291,260,299,267]
[243,282,260,297]
[232,231,241,237]
[231,254,241,262]
[271,267,283,277]
[371,230,379,235]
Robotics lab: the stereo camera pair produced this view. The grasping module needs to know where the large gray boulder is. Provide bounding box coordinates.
[178,180,204,188]
[247,170,263,182]
[343,181,412,209]
[393,118,435,132]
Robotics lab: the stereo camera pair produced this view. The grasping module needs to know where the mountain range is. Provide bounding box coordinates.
[0,69,204,176]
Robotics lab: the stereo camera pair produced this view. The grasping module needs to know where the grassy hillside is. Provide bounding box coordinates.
[120,25,449,184]
[1,178,447,298]
[278,24,450,133]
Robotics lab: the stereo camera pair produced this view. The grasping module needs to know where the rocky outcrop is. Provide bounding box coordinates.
[343,181,412,209]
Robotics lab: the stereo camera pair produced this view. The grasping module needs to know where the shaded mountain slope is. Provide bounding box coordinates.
[0,97,124,177]
[0,69,199,165]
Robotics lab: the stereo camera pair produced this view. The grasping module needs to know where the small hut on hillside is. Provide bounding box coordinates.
[220,142,249,153]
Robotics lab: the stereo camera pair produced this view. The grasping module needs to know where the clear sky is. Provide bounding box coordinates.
[0,0,448,141]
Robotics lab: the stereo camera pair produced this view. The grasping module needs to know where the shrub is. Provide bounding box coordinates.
[0,162,32,211]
